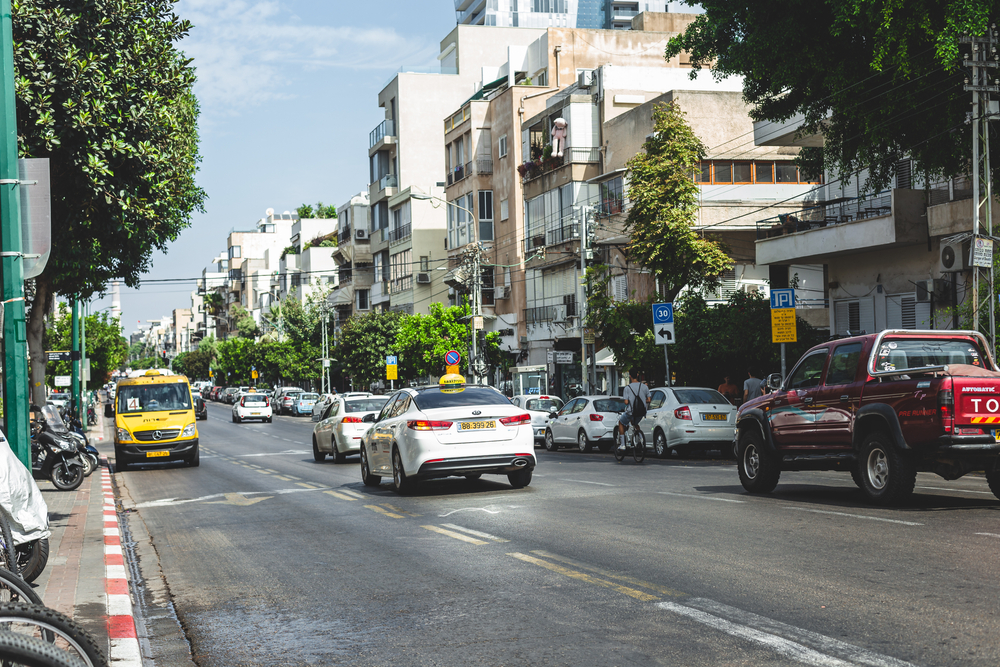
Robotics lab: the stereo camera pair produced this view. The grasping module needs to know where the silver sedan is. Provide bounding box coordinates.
[312,395,390,463]
[639,387,736,458]
[544,395,626,453]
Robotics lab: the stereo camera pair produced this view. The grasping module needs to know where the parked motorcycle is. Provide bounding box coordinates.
[31,405,85,491]
[0,432,51,584]
[65,430,99,477]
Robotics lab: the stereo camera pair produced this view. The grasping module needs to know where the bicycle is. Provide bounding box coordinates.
[614,422,645,463]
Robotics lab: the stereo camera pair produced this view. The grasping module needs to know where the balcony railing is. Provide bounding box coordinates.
[756,191,893,240]
[339,270,353,285]
[523,301,577,324]
[369,119,395,148]
[337,225,352,244]
[546,221,579,246]
[379,173,398,191]
[476,157,493,175]
[447,162,468,185]
[387,223,412,243]
[521,147,601,182]
[389,274,413,294]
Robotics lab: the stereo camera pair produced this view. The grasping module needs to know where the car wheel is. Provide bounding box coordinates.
[736,429,780,494]
[859,432,915,505]
[360,447,380,487]
[850,462,865,489]
[235,414,242,424]
[333,436,346,464]
[312,436,326,462]
[231,414,236,423]
[114,447,129,472]
[187,446,200,468]
[266,417,272,423]
[508,468,532,488]
[577,430,592,453]
[544,429,558,451]
[987,469,1000,501]
[653,429,669,459]
[391,447,413,494]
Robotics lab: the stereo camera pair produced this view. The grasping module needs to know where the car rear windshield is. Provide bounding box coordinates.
[673,389,729,405]
[283,392,301,400]
[300,393,319,400]
[345,398,389,413]
[593,398,626,413]
[526,398,563,412]
[242,396,268,406]
[876,337,989,372]
[117,383,191,413]
[413,386,510,410]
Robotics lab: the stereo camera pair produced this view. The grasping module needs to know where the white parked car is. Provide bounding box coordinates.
[311,393,336,421]
[544,395,626,453]
[639,386,736,458]
[510,394,564,445]
[232,392,273,423]
[312,395,390,462]
[360,384,535,493]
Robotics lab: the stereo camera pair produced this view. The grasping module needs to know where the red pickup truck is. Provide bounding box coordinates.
[735,329,1000,504]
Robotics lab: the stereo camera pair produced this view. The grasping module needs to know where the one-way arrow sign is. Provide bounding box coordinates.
[652,302,675,345]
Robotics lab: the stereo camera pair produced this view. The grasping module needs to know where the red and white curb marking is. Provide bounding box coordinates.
[101,461,141,666]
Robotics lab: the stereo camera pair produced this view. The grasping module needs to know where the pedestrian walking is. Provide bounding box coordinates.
[743,369,764,403]
[717,376,739,403]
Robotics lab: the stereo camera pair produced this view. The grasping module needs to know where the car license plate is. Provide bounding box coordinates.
[251,412,260,415]
[146,451,169,458]
[702,413,728,421]
[461,420,496,430]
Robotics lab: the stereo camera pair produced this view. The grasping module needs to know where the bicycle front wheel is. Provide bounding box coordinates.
[0,628,88,667]
[0,603,107,667]
[0,568,42,606]
[632,430,645,463]
[613,438,625,462]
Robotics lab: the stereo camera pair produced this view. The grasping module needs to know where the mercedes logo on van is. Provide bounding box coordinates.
[152,431,163,440]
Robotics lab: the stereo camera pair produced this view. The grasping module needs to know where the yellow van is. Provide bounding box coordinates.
[107,370,199,470]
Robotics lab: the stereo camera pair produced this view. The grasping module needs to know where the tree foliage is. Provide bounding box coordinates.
[624,103,732,300]
[296,202,338,219]
[396,303,471,379]
[44,303,128,389]
[337,311,405,387]
[665,0,990,190]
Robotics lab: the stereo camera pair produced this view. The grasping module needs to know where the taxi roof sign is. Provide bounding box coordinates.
[144,370,161,376]
[438,372,466,393]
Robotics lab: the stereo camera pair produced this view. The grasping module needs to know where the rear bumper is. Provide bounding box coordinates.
[116,438,198,464]
[932,434,1000,453]
[416,454,536,479]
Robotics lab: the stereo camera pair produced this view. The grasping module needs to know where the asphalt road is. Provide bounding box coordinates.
[114,402,1000,667]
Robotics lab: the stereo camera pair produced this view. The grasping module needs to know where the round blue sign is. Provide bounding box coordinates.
[445,350,461,366]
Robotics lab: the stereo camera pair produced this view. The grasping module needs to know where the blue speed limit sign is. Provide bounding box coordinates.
[652,302,675,345]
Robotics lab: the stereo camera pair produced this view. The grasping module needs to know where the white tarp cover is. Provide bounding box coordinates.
[0,432,50,544]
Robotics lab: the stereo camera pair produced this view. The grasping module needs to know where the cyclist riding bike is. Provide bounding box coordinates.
[616,368,651,451]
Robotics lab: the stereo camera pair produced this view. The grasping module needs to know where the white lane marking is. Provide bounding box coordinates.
[658,491,745,503]
[440,523,509,542]
[975,532,1000,538]
[558,479,615,486]
[683,598,917,667]
[233,450,308,457]
[439,507,502,517]
[916,485,994,496]
[340,489,365,499]
[133,486,331,508]
[789,508,922,526]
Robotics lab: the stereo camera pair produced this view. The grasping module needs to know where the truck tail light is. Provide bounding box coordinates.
[341,416,363,423]
[499,413,531,426]
[675,406,692,420]
[589,413,604,421]
[939,389,954,434]
[407,420,453,431]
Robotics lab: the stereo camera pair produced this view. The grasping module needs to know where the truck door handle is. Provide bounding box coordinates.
[840,395,850,403]
[802,397,813,404]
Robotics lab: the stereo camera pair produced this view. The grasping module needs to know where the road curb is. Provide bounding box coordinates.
[101,461,141,667]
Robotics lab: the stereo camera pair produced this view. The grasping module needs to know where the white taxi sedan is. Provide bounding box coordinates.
[312,395,389,463]
[510,394,564,445]
[359,384,535,494]
[232,393,273,423]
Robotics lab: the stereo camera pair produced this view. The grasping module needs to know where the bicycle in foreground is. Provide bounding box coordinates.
[614,422,645,463]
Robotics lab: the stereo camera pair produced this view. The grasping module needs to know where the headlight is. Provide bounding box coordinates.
[116,428,132,442]
[56,439,75,452]
[181,423,197,437]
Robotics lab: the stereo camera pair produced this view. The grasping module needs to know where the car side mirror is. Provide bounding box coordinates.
[548,410,558,419]
[362,413,376,423]
[767,373,782,391]
[104,404,114,418]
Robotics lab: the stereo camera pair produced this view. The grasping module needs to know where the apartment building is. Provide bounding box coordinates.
[454,0,689,30]
[330,193,373,326]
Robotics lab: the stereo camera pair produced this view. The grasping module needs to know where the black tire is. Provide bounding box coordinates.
[235,415,242,424]
[79,454,95,478]
[577,430,592,453]
[360,447,381,487]
[0,509,17,578]
[312,436,326,462]
[0,567,42,605]
[632,430,645,463]
[0,628,88,667]
[50,460,84,492]
[987,467,1000,501]
[266,417,272,424]
[653,429,669,459]
[332,437,346,464]
[187,446,200,468]
[0,602,107,667]
[737,429,780,494]
[391,447,413,494]
[231,414,236,423]
[850,462,865,490]
[859,432,915,505]
[15,540,49,585]
[508,468,532,488]
[614,440,626,462]
[544,430,558,452]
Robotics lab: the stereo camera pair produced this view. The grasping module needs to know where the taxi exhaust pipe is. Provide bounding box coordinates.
[513,458,528,467]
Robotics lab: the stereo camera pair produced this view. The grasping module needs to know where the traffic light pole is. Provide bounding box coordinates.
[0,0,30,467]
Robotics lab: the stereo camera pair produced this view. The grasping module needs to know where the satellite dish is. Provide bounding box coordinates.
[265,208,274,216]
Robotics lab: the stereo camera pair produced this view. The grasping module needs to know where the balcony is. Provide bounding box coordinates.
[369,119,395,150]
[520,147,600,183]
[447,162,469,185]
[476,157,493,175]
[754,189,926,265]
[337,225,352,245]
[387,223,412,244]
[379,173,398,190]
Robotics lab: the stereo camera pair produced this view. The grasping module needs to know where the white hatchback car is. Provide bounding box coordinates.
[312,395,390,462]
[544,395,626,453]
[639,386,736,458]
[232,392,273,423]
[510,394,564,445]
[360,384,536,493]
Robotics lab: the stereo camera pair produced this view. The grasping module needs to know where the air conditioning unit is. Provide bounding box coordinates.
[355,228,369,240]
[916,278,950,304]
[939,240,970,272]
[578,69,594,88]
[416,272,431,284]
[495,285,510,299]
[552,304,567,323]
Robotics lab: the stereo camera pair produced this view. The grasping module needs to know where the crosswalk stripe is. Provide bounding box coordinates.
[440,523,506,542]
[324,491,355,501]
[366,505,404,519]
[422,525,487,544]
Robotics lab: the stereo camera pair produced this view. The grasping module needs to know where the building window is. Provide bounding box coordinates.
[357,289,370,311]
[420,256,429,272]
[600,177,624,215]
[535,70,547,86]
[500,198,509,221]
[390,249,412,293]
[478,190,494,241]
[690,160,820,185]
[228,245,241,259]
[498,134,508,158]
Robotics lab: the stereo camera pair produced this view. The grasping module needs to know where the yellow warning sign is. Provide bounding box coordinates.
[771,308,797,343]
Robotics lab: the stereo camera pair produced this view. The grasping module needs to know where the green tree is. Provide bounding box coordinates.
[231,305,258,339]
[336,311,405,387]
[177,347,213,380]
[258,339,319,386]
[297,201,338,219]
[665,0,989,190]
[44,304,128,389]
[396,303,471,379]
[202,292,224,316]
[215,338,259,385]
[623,103,732,300]
[16,0,206,405]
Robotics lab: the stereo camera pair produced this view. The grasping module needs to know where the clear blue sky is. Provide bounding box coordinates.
[90,0,456,332]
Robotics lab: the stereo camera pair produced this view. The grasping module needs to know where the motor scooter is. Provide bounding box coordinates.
[31,405,85,491]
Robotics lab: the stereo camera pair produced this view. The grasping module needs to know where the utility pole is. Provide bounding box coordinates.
[963,27,999,355]
[71,299,80,418]
[578,206,589,394]
[0,0,29,467]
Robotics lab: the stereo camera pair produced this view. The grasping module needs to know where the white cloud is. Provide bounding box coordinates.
[175,0,439,114]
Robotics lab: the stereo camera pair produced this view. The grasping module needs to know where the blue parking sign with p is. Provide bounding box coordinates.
[770,289,795,309]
